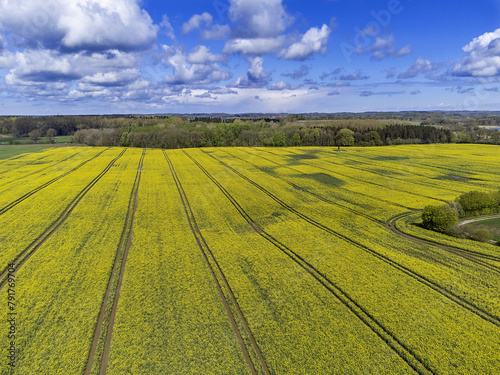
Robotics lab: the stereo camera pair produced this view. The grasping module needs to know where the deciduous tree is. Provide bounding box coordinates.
[29,129,42,143]
[422,204,458,233]
[46,128,57,143]
[457,191,494,216]
[335,128,354,150]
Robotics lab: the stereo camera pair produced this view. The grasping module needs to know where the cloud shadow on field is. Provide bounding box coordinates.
[372,156,410,162]
[294,173,345,188]
[284,149,321,165]
[434,174,484,182]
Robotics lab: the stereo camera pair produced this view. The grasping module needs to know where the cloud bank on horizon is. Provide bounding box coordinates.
[0,0,500,114]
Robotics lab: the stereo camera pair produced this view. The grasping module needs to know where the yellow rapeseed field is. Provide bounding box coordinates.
[1,147,141,374]
[0,144,498,374]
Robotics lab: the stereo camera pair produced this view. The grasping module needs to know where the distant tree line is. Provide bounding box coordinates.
[422,190,500,243]
[72,123,456,148]
[2,113,500,147]
[0,116,164,138]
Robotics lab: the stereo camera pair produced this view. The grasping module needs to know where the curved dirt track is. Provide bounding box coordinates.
[201,150,500,328]
[458,214,500,226]
[385,213,500,276]
[184,150,436,375]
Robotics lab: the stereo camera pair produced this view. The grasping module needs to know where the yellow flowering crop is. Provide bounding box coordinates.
[0,144,498,374]
[1,148,142,374]
[106,149,250,375]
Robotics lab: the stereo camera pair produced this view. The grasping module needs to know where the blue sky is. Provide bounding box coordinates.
[1,0,500,114]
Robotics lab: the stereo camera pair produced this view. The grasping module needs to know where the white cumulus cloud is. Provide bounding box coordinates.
[0,53,15,69]
[398,58,434,79]
[5,49,139,88]
[162,45,231,85]
[280,25,331,60]
[356,34,411,60]
[223,37,286,55]
[182,12,230,40]
[0,34,15,68]
[6,50,78,85]
[187,46,226,64]
[224,1,331,61]
[268,81,292,90]
[0,0,157,52]
[229,0,293,38]
[230,57,271,88]
[182,13,213,34]
[201,24,231,40]
[81,69,141,87]
[161,15,175,40]
[453,28,500,77]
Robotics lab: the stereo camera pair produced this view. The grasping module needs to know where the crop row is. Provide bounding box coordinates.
[395,213,500,264]
[1,148,143,374]
[261,148,448,208]
[0,148,108,215]
[229,147,410,221]
[182,148,500,374]
[0,145,498,374]
[162,150,418,374]
[0,148,125,270]
[302,146,499,193]
[0,147,102,190]
[86,150,146,375]
[218,148,383,225]
[311,144,500,184]
[0,147,75,176]
[183,150,436,374]
[206,148,500,320]
[165,149,268,374]
[248,145,500,218]
[105,150,252,374]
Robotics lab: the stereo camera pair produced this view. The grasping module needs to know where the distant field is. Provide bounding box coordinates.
[286,118,420,128]
[0,135,72,145]
[0,144,499,374]
[0,145,52,159]
[477,126,500,131]
[464,217,500,242]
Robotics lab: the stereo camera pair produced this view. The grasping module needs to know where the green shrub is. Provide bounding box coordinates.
[422,204,459,233]
[457,191,494,216]
[469,228,493,243]
[491,190,500,211]
[444,225,467,239]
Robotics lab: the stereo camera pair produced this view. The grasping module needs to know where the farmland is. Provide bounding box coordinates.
[0,144,499,374]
